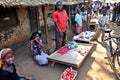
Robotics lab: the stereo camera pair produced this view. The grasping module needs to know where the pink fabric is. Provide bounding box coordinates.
[76,26,82,34]
[57,46,70,55]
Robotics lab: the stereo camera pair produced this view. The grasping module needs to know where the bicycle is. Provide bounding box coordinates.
[104,28,120,79]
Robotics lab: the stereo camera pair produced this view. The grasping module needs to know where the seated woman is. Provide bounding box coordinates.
[0,48,34,80]
[30,31,48,65]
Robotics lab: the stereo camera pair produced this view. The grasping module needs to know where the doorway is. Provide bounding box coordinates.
[28,6,39,32]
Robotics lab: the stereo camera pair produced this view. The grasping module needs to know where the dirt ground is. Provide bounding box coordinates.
[11,22,120,80]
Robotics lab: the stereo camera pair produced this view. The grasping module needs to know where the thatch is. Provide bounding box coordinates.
[45,0,83,5]
[0,0,83,7]
[0,0,44,7]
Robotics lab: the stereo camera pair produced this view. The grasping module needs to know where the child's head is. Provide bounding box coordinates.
[0,48,14,65]
[76,8,81,14]
[30,30,42,40]
[102,9,107,16]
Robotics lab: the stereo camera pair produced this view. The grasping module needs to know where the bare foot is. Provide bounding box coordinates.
[50,62,55,67]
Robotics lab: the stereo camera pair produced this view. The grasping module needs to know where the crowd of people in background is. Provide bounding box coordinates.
[88,2,120,22]
[74,1,120,40]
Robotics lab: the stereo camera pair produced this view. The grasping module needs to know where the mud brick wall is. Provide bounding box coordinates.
[0,8,31,48]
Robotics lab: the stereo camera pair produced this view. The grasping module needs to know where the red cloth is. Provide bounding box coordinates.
[57,46,70,55]
[52,10,69,32]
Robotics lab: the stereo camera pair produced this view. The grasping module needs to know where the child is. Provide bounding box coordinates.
[0,48,33,80]
[75,8,83,34]
[30,31,48,65]
[97,10,109,41]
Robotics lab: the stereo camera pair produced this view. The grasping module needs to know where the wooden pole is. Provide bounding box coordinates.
[43,5,49,43]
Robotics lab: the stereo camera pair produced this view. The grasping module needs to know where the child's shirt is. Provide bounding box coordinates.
[75,13,83,27]
[0,64,20,80]
[30,38,43,56]
[98,15,109,29]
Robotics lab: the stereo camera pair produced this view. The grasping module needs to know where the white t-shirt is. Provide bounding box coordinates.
[98,15,109,29]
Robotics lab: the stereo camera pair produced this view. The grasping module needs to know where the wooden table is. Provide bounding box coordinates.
[73,18,98,42]
[72,31,96,43]
[48,43,96,68]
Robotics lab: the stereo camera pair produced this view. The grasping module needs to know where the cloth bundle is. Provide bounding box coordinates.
[66,41,78,49]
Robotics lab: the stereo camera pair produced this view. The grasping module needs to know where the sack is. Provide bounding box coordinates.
[75,26,82,34]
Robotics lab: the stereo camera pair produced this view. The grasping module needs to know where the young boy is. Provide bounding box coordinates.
[97,10,109,41]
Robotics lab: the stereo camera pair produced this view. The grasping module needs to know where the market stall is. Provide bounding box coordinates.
[72,31,96,42]
[72,18,98,42]
[48,41,96,68]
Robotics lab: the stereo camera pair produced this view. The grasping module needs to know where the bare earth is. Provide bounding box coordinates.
[13,22,119,80]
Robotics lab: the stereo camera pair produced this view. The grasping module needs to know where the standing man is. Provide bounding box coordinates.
[52,1,69,50]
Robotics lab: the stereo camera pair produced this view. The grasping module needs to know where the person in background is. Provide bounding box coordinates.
[116,2,120,14]
[81,6,88,31]
[75,8,83,35]
[93,3,99,17]
[96,10,109,41]
[116,2,120,21]
[30,31,48,65]
[88,3,93,16]
[0,48,34,80]
[99,2,103,14]
[112,3,117,22]
[52,1,69,50]
[106,3,110,19]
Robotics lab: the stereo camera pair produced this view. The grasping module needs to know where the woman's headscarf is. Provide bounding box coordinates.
[0,48,13,68]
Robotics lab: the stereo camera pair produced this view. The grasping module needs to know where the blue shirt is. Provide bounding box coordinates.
[75,13,83,27]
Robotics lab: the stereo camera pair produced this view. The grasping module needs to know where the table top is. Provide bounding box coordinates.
[48,43,96,68]
[72,31,96,43]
